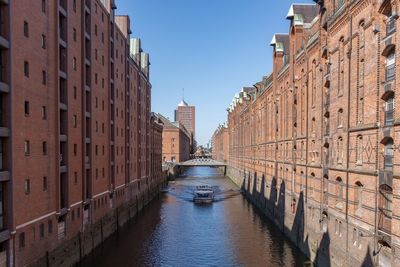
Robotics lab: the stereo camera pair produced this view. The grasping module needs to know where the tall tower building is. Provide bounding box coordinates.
[174,99,196,152]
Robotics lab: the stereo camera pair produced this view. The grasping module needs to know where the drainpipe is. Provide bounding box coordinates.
[345,14,353,266]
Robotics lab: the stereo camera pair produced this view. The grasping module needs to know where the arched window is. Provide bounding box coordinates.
[336,177,343,206]
[355,181,363,214]
[359,20,365,47]
[338,108,344,128]
[356,135,363,164]
[312,60,316,105]
[384,138,394,170]
[338,37,345,95]
[311,117,316,133]
[337,137,344,164]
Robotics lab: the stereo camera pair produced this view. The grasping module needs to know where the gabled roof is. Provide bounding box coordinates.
[156,113,177,129]
[286,4,319,24]
[270,34,290,55]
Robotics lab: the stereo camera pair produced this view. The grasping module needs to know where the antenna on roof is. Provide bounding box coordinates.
[182,88,185,101]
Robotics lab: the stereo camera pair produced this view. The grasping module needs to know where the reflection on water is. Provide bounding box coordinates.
[79,167,305,267]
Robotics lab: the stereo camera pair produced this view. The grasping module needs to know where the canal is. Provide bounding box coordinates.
[79,167,306,267]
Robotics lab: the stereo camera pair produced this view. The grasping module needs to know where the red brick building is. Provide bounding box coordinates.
[0,0,165,266]
[174,100,196,152]
[215,1,400,266]
[211,123,229,163]
[158,114,191,163]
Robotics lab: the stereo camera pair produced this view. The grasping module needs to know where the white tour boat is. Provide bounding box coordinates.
[193,185,214,204]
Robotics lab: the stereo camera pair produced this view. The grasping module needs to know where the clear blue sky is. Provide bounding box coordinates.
[116,0,313,146]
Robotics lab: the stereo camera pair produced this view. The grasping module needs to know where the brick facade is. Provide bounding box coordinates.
[211,124,229,163]
[158,114,191,163]
[0,0,165,266]
[214,1,400,266]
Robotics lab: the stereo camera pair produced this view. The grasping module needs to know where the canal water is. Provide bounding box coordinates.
[79,167,306,267]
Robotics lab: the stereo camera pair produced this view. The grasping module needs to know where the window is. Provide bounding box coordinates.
[24,179,30,194]
[24,101,29,115]
[42,106,47,120]
[40,223,45,238]
[386,51,395,81]
[356,135,363,164]
[338,108,343,127]
[19,232,25,248]
[385,96,394,126]
[74,144,77,156]
[95,25,98,36]
[73,115,77,128]
[41,34,46,49]
[24,21,29,37]
[24,140,30,155]
[42,0,46,13]
[24,61,29,77]
[73,28,77,42]
[43,176,47,191]
[48,220,53,234]
[384,139,394,170]
[73,57,77,70]
[42,141,47,155]
[74,172,78,185]
[96,168,98,179]
[74,86,77,99]
[42,70,47,85]
[336,177,343,206]
[355,181,363,213]
[337,137,343,164]
[387,15,396,36]
[73,0,76,12]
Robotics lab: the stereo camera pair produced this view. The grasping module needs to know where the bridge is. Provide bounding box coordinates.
[177,158,226,167]
[176,158,227,174]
